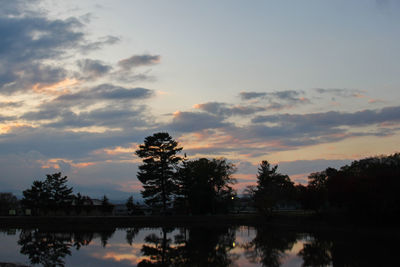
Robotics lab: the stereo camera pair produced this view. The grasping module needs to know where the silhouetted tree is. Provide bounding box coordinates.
[307,153,400,216]
[126,195,135,215]
[101,195,113,214]
[298,169,335,213]
[45,172,74,209]
[22,172,73,215]
[21,181,49,215]
[175,158,237,214]
[136,132,183,213]
[253,161,294,215]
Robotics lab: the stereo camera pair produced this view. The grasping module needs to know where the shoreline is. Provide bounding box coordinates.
[1,213,400,237]
[0,214,262,228]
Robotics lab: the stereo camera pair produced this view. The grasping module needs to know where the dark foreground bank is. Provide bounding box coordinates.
[1,213,400,238]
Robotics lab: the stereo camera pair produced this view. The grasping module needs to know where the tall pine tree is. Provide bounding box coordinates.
[254,161,294,215]
[136,132,183,212]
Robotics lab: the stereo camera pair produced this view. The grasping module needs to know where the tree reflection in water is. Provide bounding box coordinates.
[14,225,399,267]
[99,229,116,248]
[137,226,238,267]
[298,238,332,267]
[298,230,399,267]
[125,227,140,246]
[17,228,112,267]
[18,229,73,267]
[243,226,298,267]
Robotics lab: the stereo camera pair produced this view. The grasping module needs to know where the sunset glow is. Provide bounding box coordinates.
[1,0,399,198]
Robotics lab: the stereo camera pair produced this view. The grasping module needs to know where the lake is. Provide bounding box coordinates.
[0,224,397,266]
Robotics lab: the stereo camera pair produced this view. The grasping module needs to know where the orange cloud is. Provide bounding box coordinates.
[117,181,143,192]
[104,144,139,155]
[235,173,255,181]
[368,98,385,104]
[289,173,309,184]
[353,93,366,98]
[0,122,31,134]
[32,78,78,95]
[93,250,149,265]
[72,162,96,168]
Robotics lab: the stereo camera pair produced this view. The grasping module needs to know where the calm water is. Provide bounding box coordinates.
[0,225,397,266]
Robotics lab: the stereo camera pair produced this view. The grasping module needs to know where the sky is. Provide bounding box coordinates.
[1,0,400,199]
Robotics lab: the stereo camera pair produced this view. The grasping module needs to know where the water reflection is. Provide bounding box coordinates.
[298,238,332,266]
[18,229,73,267]
[138,227,179,266]
[243,227,298,267]
[173,226,238,266]
[3,225,396,266]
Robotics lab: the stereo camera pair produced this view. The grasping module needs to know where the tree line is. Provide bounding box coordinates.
[296,153,400,216]
[135,132,400,217]
[15,173,114,216]
[3,131,399,217]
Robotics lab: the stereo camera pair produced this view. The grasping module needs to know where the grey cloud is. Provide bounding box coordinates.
[80,35,120,53]
[92,84,154,99]
[172,104,400,155]
[0,16,84,63]
[240,90,302,101]
[54,84,154,105]
[118,54,160,71]
[239,90,310,107]
[0,13,84,93]
[0,125,150,158]
[77,59,112,80]
[0,101,23,108]
[314,88,364,97]
[21,83,156,134]
[0,115,16,122]
[168,111,230,132]
[239,91,267,100]
[112,71,155,84]
[22,102,154,131]
[0,0,40,17]
[22,107,62,121]
[252,106,400,127]
[169,105,400,155]
[273,90,303,101]
[226,106,400,149]
[196,102,266,117]
[0,3,120,95]
[183,146,240,157]
[45,106,150,129]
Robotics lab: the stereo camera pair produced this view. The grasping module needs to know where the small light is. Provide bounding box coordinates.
[231,196,234,200]
[232,242,236,247]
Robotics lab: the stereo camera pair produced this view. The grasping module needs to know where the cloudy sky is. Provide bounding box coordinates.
[1,0,400,199]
